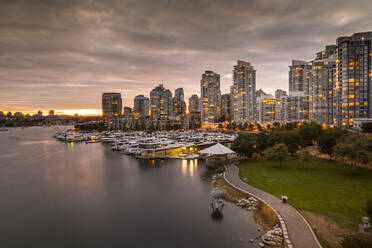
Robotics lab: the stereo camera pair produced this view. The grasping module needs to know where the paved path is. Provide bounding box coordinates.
[224,164,321,248]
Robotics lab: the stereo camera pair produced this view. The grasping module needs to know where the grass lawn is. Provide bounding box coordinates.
[238,158,372,230]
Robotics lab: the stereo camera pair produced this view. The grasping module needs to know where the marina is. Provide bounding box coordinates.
[53,130,237,159]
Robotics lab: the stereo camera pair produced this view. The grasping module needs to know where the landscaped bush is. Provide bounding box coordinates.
[361,122,372,133]
[254,202,278,228]
[333,135,372,166]
[365,198,372,220]
[298,149,312,163]
[340,233,372,248]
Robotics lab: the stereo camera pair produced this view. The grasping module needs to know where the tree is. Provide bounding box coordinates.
[231,121,237,130]
[317,130,342,160]
[368,138,372,153]
[361,122,372,133]
[341,233,372,248]
[134,120,140,130]
[149,122,156,132]
[248,123,254,130]
[333,136,372,166]
[286,130,306,154]
[226,122,232,130]
[298,123,322,145]
[256,123,263,131]
[230,134,257,158]
[218,123,223,129]
[74,121,106,131]
[242,122,248,130]
[272,122,281,130]
[166,122,172,130]
[139,120,146,130]
[264,143,290,166]
[237,122,244,130]
[269,130,304,154]
[365,197,372,220]
[255,132,270,154]
[284,121,298,130]
[298,149,312,163]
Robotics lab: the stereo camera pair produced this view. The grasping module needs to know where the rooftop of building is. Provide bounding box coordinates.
[337,31,372,43]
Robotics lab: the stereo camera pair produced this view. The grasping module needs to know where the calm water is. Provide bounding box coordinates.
[0,127,261,248]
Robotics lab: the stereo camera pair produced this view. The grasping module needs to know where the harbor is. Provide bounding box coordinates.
[0,127,262,248]
[53,130,237,160]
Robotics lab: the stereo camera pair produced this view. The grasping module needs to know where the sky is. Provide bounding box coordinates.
[1,0,372,115]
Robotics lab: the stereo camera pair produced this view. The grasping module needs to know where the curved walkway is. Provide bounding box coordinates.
[224,164,322,248]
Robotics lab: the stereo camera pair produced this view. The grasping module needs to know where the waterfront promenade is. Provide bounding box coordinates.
[225,164,322,248]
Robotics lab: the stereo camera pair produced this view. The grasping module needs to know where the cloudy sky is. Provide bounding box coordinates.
[1,0,372,114]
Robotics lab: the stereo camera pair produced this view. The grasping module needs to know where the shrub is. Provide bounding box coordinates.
[341,233,372,248]
[365,198,372,220]
[254,202,278,228]
[361,122,372,133]
[298,149,312,163]
[333,136,372,165]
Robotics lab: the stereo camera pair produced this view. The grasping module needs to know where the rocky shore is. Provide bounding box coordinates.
[237,196,259,212]
[210,173,284,248]
[236,196,283,247]
[260,226,284,247]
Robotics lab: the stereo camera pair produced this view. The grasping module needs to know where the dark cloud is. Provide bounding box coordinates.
[0,0,371,111]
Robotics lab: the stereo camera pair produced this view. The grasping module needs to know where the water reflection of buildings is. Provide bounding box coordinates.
[181,159,198,177]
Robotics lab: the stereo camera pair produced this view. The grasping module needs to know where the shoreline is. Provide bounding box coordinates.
[209,170,284,248]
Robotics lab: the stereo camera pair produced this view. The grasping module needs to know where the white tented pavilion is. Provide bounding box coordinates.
[199,143,236,167]
[199,143,235,156]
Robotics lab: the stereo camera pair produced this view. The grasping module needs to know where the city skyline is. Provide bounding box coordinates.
[1,0,372,114]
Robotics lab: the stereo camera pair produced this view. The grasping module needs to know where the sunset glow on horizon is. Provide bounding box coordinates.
[5,109,103,116]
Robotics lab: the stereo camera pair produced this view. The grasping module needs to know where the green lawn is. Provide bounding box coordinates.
[238,158,372,230]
